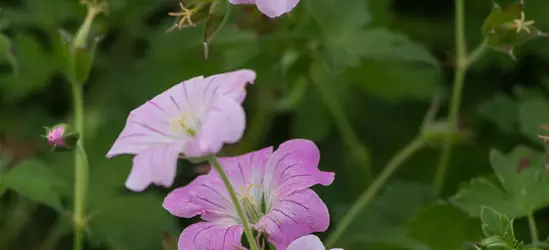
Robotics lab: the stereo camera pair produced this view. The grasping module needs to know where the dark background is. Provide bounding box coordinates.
[1,0,549,249]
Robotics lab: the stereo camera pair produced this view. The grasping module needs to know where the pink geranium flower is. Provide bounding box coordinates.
[107,70,256,191]
[229,0,300,18]
[287,235,343,250]
[163,139,335,250]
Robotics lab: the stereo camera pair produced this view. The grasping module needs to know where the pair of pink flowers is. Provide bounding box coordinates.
[107,69,336,250]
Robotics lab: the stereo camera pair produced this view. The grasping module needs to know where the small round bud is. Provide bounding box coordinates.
[43,124,79,151]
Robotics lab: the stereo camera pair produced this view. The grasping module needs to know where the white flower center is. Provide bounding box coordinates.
[170,112,199,136]
[238,184,266,224]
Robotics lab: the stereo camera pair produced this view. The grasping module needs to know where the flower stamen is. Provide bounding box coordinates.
[239,184,264,224]
[171,113,197,136]
[168,2,198,31]
[510,12,535,34]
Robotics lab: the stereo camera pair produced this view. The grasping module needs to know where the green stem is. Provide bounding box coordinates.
[432,0,488,196]
[71,81,89,250]
[325,137,426,248]
[207,157,259,250]
[527,212,539,247]
[203,1,231,59]
[73,4,99,49]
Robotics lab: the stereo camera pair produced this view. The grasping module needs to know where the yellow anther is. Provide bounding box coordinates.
[168,2,197,31]
[511,12,535,34]
[171,113,197,136]
[239,184,258,201]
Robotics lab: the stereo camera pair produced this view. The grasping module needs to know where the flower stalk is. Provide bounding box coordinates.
[71,80,90,250]
[207,156,260,250]
[432,0,488,196]
[68,1,104,250]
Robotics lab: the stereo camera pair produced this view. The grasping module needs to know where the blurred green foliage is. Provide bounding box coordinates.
[3,0,549,249]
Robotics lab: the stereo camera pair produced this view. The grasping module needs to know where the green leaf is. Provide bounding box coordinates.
[304,0,371,33]
[337,182,434,249]
[407,204,482,250]
[321,28,439,70]
[87,193,178,250]
[0,33,18,74]
[275,76,309,112]
[2,0,81,31]
[479,207,513,238]
[291,87,331,141]
[478,93,519,134]
[2,160,65,211]
[0,34,55,102]
[347,61,441,101]
[344,28,439,67]
[518,97,549,145]
[451,146,549,218]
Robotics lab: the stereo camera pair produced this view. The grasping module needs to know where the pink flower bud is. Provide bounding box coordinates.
[47,125,66,147]
[43,124,79,151]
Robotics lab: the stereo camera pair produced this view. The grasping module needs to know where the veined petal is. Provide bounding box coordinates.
[255,189,330,250]
[178,221,244,250]
[163,174,237,221]
[164,147,273,221]
[107,114,178,158]
[286,235,325,250]
[125,141,184,192]
[196,97,246,154]
[193,70,255,117]
[255,0,300,18]
[216,146,273,205]
[106,79,195,158]
[262,139,334,207]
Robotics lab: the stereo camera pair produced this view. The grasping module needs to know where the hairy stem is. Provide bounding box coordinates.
[71,81,90,250]
[325,137,426,248]
[208,157,260,250]
[432,0,488,196]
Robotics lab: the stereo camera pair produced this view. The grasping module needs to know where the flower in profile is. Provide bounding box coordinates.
[163,139,335,250]
[43,123,79,151]
[229,0,300,18]
[106,70,256,191]
[287,235,343,250]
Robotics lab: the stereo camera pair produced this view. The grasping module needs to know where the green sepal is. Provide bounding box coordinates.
[482,1,547,58]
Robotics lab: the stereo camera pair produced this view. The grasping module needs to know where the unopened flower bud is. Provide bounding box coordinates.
[43,124,79,151]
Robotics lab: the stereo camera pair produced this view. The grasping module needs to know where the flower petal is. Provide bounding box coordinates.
[212,69,256,103]
[255,189,330,249]
[163,147,273,221]
[255,0,300,18]
[195,97,246,155]
[125,141,184,191]
[106,79,194,158]
[286,235,325,250]
[178,221,244,250]
[163,174,236,221]
[217,146,273,204]
[262,139,334,205]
